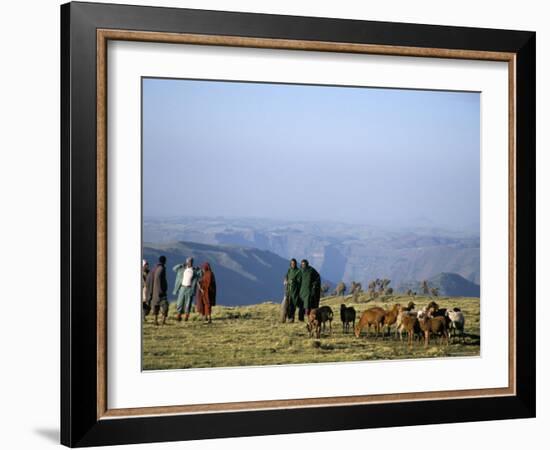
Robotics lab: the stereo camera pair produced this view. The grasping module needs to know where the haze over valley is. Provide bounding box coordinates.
[144,216,480,305]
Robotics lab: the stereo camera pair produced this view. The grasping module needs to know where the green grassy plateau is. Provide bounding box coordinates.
[142,294,480,370]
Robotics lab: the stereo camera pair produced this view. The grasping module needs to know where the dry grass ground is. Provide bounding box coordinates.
[142,294,480,370]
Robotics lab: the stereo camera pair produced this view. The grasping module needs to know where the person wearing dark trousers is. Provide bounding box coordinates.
[146,255,169,325]
[284,258,301,322]
[298,259,321,321]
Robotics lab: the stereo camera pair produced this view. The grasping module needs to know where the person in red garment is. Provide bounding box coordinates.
[197,262,217,323]
[142,259,151,321]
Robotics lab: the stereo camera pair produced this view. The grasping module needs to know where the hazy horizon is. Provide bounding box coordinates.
[143,212,480,234]
[143,78,480,231]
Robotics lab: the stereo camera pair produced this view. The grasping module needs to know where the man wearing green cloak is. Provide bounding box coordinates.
[299,259,321,321]
[284,258,301,322]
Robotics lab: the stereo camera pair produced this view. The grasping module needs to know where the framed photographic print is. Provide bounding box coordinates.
[60,1,536,447]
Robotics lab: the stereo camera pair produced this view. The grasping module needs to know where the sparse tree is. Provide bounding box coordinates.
[373,278,389,294]
[367,280,377,298]
[381,279,392,294]
[336,282,347,297]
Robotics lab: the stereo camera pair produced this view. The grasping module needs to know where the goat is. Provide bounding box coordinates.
[427,306,451,329]
[417,312,449,348]
[319,305,334,334]
[354,307,386,338]
[399,313,420,347]
[395,301,417,340]
[382,303,401,338]
[426,301,439,312]
[446,307,465,342]
[307,306,334,338]
[307,309,321,338]
[396,307,419,341]
[340,304,356,334]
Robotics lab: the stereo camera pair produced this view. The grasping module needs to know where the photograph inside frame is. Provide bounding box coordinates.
[141,77,481,371]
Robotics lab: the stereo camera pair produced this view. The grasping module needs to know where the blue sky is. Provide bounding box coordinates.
[143,78,480,230]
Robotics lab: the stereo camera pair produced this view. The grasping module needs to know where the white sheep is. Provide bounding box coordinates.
[446,308,465,342]
[417,309,428,320]
[395,309,418,341]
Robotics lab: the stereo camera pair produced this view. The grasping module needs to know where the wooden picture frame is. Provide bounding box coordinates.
[61,1,535,447]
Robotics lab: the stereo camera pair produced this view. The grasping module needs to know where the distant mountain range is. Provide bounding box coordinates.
[143,216,480,289]
[143,241,290,306]
[398,272,480,297]
[143,241,480,306]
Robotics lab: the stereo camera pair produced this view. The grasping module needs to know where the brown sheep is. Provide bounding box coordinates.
[399,313,420,347]
[307,309,321,338]
[307,306,334,338]
[354,307,386,338]
[395,306,420,341]
[382,303,401,337]
[426,304,452,329]
[395,301,417,341]
[417,312,449,348]
[426,301,440,313]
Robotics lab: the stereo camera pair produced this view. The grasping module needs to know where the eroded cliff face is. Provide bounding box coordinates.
[144,216,480,294]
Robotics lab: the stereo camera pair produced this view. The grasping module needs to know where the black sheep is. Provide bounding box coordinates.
[340,304,356,334]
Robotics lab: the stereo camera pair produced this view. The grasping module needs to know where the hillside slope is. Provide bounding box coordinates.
[398,272,480,297]
[143,241,290,306]
[428,272,480,296]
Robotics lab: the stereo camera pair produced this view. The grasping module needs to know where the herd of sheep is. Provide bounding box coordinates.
[305,301,466,348]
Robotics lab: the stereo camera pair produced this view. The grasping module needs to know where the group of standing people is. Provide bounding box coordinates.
[141,254,318,325]
[142,255,217,325]
[284,258,321,322]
